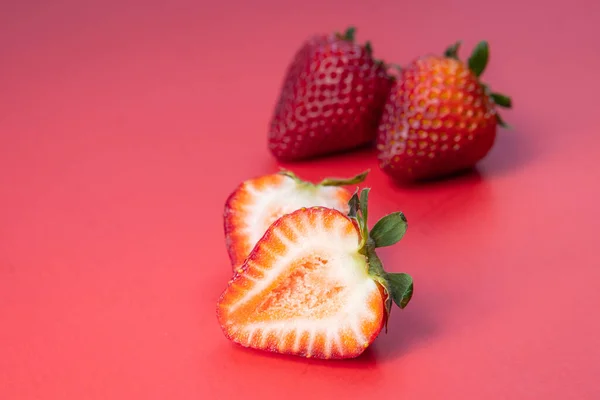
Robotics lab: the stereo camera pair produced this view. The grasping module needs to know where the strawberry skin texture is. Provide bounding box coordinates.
[377,55,498,181]
[223,174,353,269]
[217,207,386,359]
[268,31,393,161]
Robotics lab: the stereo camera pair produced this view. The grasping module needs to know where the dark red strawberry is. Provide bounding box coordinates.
[223,169,368,270]
[217,188,413,359]
[268,27,393,161]
[376,41,512,182]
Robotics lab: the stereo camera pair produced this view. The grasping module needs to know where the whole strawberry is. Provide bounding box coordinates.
[268,27,393,161]
[376,41,512,182]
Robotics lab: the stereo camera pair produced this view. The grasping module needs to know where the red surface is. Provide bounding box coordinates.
[1,0,599,398]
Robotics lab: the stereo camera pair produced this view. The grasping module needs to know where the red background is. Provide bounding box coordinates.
[1,0,599,398]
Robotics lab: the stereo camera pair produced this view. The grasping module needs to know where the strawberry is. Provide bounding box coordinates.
[268,27,393,161]
[376,41,512,182]
[223,169,369,270]
[217,189,413,359]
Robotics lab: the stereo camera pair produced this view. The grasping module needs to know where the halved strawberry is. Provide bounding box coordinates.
[216,189,413,359]
[223,169,368,270]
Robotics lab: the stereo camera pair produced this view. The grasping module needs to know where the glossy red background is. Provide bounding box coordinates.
[1,0,599,398]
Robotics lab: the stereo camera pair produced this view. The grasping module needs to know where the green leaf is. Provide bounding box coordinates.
[280,169,369,189]
[496,113,512,129]
[318,169,369,187]
[490,92,512,109]
[480,82,490,94]
[364,250,393,330]
[366,249,386,279]
[467,41,489,77]
[278,169,302,182]
[370,212,408,248]
[388,63,403,72]
[342,26,356,41]
[359,188,370,238]
[386,273,414,309]
[347,191,359,218]
[444,41,462,59]
[364,41,373,55]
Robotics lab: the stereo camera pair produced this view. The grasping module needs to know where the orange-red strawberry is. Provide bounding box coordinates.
[376,41,512,182]
[268,27,393,161]
[223,169,368,270]
[217,189,413,359]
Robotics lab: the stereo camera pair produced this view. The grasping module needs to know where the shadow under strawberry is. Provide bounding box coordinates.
[371,290,442,360]
[271,145,378,167]
[478,121,535,178]
[364,172,496,360]
[386,166,484,189]
[231,342,379,369]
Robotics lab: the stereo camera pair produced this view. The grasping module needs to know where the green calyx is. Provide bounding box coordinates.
[467,41,489,77]
[348,188,413,330]
[490,92,512,108]
[443,40,462,59]
[278,169,369,188]
[337,26,357,42]
[443,40,513,128]
[334,27,390,71]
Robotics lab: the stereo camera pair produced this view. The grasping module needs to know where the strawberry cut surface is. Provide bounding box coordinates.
[223,171,365,269]
[217,207,385,359]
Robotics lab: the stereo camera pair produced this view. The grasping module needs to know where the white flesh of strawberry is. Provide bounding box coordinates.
[241,179,349,252]
[220,208,383,359]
